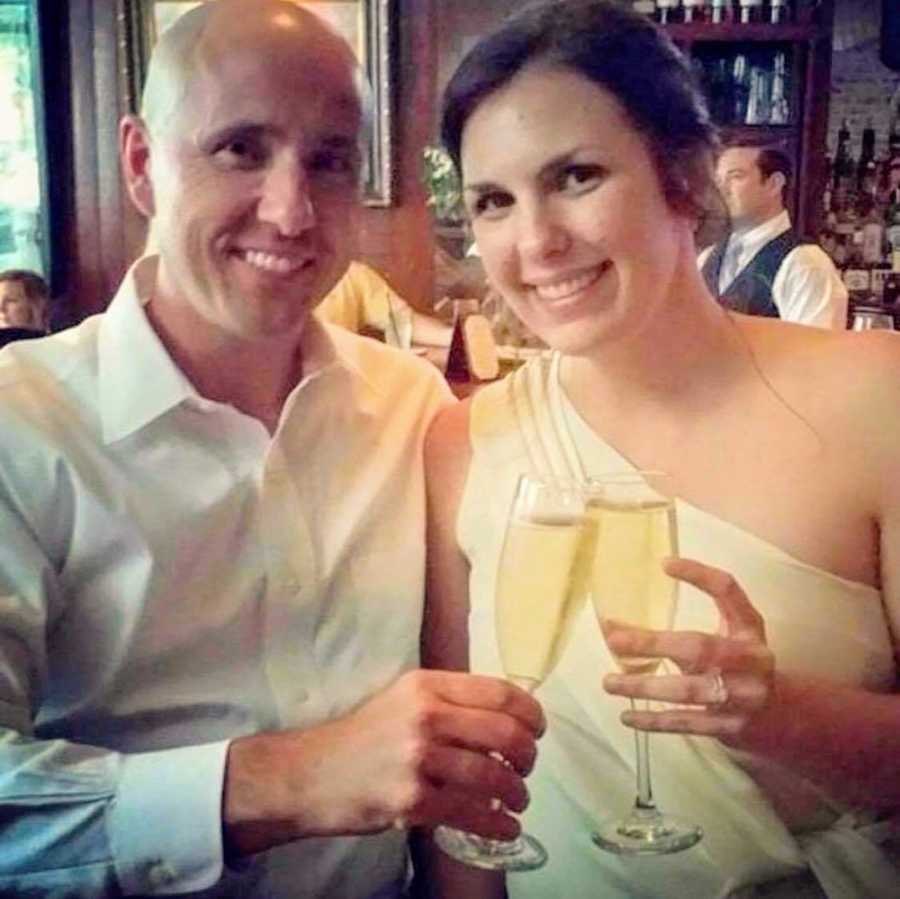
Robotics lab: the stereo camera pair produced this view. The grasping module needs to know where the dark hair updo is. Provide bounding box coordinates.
[440,0,721,223]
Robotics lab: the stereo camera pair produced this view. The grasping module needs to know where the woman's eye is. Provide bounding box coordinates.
[559,165,603,192]
[470,192,512,218]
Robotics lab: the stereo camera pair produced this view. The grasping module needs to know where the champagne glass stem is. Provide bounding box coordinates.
[632,698,656,812]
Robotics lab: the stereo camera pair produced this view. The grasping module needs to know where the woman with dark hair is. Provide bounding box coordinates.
[424,2,899,896]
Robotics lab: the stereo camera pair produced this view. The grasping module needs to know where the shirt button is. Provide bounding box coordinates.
[147,860,177,888]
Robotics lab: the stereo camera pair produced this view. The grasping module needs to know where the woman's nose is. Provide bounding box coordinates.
[517,207,570,262]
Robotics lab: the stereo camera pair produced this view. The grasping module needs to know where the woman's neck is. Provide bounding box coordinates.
[564,263,746,417]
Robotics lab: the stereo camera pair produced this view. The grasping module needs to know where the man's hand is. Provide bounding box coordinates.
[223,669,544,856]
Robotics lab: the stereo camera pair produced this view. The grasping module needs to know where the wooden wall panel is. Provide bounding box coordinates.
[354,0,438,310]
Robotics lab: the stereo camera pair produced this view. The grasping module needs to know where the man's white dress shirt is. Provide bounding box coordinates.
[698,210,848,329]
[0,257,453,897]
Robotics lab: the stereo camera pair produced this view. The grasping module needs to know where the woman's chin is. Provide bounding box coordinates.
[529,318,607,358]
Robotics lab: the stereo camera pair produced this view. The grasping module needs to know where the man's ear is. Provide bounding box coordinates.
[766,170,786,199]
[120,115,155,218]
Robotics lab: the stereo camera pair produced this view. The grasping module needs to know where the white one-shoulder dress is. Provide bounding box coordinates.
[457,354,899,899]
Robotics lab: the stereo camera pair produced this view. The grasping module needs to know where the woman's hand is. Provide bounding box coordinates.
[601,557,775,744]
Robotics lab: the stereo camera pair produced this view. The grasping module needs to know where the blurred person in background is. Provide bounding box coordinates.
[0,267,49,346]
[699,141,847,329]
[317,259,451,346]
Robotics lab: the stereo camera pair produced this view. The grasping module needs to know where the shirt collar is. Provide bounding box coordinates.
[98,256,199,444]
[98,255,380,444]
[731,209,791,258]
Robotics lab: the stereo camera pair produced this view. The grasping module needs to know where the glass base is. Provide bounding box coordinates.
[434,825,548,871]
[591,805,703,856]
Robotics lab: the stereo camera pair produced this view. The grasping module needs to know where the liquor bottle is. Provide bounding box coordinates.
[745,65,771,125]
[769,51,790,125]
[682,0,707,23]
[732,54,750,124]
[856,118,876,193]
[888,87,900,166]
[833,119,856,214]
[832,232,848,269]
[833,119,853,186]
[737,0,763,24]
[860,200,885,267]
[870,262,892,306]
[710,0,729,23]
[882,241,900,309]
[843,268,871,307]
[655,0,681,24]
[886,187,900,267]
[769,0,790,23]
[706,57,733,123]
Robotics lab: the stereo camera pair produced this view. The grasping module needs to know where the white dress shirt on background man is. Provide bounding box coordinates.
[0,256,452,897]
[698,210,848,329]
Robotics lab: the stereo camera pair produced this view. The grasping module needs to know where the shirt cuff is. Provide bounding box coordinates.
[108,739,230,895]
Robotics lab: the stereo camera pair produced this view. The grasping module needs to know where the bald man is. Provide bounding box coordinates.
[0,3,540,897]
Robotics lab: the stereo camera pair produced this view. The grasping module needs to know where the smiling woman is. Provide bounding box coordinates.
[423,2,900,898]
[119,0,394,205]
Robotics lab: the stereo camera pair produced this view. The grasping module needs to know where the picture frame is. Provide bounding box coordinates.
[118,0,394,206]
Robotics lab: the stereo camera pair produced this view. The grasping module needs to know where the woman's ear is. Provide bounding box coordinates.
[120,115,156,218]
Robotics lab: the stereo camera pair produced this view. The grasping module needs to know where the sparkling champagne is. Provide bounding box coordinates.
[495,514,596,691]
[588,497,677,674]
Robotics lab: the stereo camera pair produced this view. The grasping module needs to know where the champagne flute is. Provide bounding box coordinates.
[434,473,596,871]
[586,471,703,855]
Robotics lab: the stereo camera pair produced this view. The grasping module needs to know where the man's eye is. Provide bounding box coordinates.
[214,139,265,168]
[309,151,359,178]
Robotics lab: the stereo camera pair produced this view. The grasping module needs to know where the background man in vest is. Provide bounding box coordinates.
[699,141,847,329]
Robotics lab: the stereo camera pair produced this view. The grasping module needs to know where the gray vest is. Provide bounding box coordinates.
[701,229,806,318]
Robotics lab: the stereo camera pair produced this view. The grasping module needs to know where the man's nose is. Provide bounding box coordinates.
[258,162,316,236]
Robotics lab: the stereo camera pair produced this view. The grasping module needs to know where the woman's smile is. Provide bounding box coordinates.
[527,260,612,305]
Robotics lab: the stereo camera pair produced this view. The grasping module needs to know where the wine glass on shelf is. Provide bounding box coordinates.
[434,472,596,871]
[586,471,703,855]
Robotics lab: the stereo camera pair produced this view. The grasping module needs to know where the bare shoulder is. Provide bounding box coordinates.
[426,398,472,462]
[746,318,900,445]
[803,328,900,413]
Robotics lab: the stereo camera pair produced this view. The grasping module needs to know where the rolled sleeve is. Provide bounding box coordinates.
[110,739,230,895]
[774,245,849,329]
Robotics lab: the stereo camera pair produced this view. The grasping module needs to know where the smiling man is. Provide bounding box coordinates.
[0,3,543,897]
[699,140,847,329]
